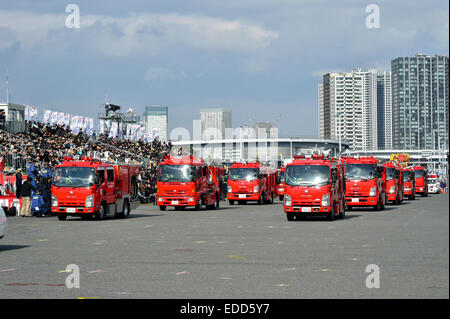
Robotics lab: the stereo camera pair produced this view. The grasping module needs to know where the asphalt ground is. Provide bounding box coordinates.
[0,193,448,299]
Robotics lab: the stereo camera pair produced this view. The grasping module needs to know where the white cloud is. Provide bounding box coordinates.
[144,67,172,81]
[0,10,278,57]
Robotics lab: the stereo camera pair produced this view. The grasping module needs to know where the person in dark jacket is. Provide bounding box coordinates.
[20,177,36,217]
[15,169,23,199]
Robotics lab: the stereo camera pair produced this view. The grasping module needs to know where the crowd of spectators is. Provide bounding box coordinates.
[0,121,173,201]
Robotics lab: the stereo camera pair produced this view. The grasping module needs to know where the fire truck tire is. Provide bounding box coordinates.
[159,206,166,211]
[95,204,106,220]
[118,200,130,218]
[380,198,385,210]
[229,200,234,205]
[194,199,202,210]
[57,213,67,221]
[374,198,381,211]
[286,213,295,221]
[215,194,220,209]
[339,204,345,219]
[279,195,284,201]
[327,204,335,221]
[258,193,264,205]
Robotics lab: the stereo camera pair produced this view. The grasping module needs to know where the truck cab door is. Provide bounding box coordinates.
[106,167,115,204]
[97,167,106,200]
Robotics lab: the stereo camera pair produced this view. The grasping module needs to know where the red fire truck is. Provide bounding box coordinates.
[413,166,428,197]
[402,167,416,200]
[342,156,386,211]
[277,166,286,201]
[51,156,140,220]
[283,154,345,221]
[383,161,404,205]
[156,156,220,210]
[226,162,277,205]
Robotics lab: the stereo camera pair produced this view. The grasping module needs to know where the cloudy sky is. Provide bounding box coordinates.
[0,0,448,137]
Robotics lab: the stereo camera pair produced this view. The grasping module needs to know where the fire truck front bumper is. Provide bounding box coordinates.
[156,196,198,206]
[387,193,398,201]
[415,186,425,194]
[51,206,95,214]
[227,193,260,201]
[403,188,413,195]
[283,205,330,213]
[346,196,378,206]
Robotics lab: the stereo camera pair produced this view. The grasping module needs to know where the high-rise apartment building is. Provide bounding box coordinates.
[200,108,232,140]
[391,54,449,150]
[318,72,365,151]
[143,105,168,142]
[377,71,392,149]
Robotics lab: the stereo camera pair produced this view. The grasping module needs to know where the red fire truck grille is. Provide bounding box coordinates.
[292,200,320,206]
[161,190,188,196]
[347,191,367,197]
[59,200,84,206]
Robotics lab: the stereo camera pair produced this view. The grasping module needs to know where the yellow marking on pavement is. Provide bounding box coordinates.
[226,255,246,260]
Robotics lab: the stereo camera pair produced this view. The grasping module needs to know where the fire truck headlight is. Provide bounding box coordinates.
[85,195,94,208]
[253,185,259,193]
[370,186,377,197]
[284,194,291,206]
[227,185,232,193]
[188,197,195,202]
[51,195,58,207]
[321,193,330,207]
[389,186,396,194]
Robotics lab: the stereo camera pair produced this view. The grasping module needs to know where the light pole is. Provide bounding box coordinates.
[335,111,342,155]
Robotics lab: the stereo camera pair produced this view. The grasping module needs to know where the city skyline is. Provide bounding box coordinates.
[0,1,448,137]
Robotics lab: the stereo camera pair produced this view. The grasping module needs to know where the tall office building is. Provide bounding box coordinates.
[392,54,449,150]
[377,71,392,150]
[143,105,168,142]
[200,108,232,140]
[318,72,366,151]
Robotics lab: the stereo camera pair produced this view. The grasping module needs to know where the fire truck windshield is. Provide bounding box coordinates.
[158,165,195,183]
[228,168,259,181]
[345,164,377,180]
[285,165,330,186]
[386,167,396,181]
[52,167,95,187]
[403,171,414,181]
[414,170,424,178]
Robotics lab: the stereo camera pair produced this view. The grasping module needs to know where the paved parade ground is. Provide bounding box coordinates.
[0,194,448,299]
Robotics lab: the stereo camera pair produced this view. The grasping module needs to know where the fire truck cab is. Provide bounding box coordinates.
[283,154,345,221]
[402,167,416,200]
[226,162,277,205]
[383,161,404,205]
[342,156,386,211]
[51,156,140,220]
[156,156,220,210]
[413,166,428,197]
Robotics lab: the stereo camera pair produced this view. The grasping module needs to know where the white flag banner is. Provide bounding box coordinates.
[118,122,123,140]
[43,110,51,124]
[89,118,94,135]
[110,122,118,139]
[50,111,58,125]
[99,119,105,135]
[25,106,29,120]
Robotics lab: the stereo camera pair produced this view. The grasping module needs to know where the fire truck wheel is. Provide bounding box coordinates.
[373,198,381,211]
[57,213,67,221]
[215,195,220,209]
[279,195,284,201]
[95,204,106,220]
[339,204,345,219]
[286,213,295,221]
[380,198,385,210]
[229,200,234,205]
[119,201,130,218]
[327,205,335,221]
[194,200,201,210]
[159,206,166,211]
[258,193,264,205]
